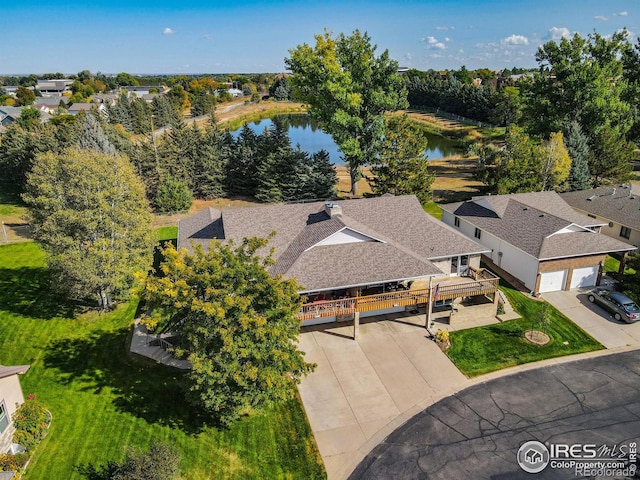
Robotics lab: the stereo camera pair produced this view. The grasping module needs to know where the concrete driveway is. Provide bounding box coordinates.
[350,349,640,479]
[297,314,468,479]
[542,289,640,348]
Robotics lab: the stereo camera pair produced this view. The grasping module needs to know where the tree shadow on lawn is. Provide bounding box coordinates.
[0,267,75,319]
[43,328,216,434]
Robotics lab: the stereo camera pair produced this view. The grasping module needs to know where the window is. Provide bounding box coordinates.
[587,214,597,219]
[0,402,8,434]
[474,228,482,239]
[620,226,631,240]
[454,216,460,227]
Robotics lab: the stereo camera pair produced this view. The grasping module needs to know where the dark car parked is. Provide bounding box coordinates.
[587,289,640,323]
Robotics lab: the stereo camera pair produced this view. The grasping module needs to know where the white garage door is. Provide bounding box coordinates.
[539,270,567,293]
[570,266,599,289]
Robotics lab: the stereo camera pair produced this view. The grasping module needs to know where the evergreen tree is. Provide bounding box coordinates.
[152,95,179,128]
[154,176,193,213]
[225,124,259,196]
[307,150,337,200]
[563,120,591,190]
[76,113,116,156]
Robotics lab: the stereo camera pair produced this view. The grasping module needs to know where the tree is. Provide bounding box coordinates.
[286,29,408,195]
[143,239,315,425]
[76,113,116,155]
[482,125,546,194]
[75,442,180,480]
[154,176,193,213]
[15,107,41,130]
[589,126,634,186]
[15,86,36,106]
[370,114,434,204]
[563,121,591,190]
[23,148,153,309]
[115,72,139,87]
[541,132,571,191]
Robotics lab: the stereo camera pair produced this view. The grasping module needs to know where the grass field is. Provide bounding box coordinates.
[0,242,325,479]
[446,283,604,377]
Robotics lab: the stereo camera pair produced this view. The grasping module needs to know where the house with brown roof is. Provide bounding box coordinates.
[441,191,636,294]
[178,195,499,333]
[561,185,640,247]
[0,365,30,454]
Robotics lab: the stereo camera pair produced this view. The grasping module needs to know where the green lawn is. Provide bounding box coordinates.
[422,201,443,220]
[604,254,636,275]
[0,242,325,479]
[446,283,604,377]
[155,225,178,242]
[0,182,28,219]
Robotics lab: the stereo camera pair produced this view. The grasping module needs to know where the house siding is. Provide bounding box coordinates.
[0,375,26,453]
[443,211,539,289]
[570,207,640,247]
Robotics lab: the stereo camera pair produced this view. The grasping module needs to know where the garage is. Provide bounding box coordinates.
[539,269,567,293]
[570,265,599,289]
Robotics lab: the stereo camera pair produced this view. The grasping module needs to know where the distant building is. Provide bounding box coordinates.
[36,79,74,96]
[68,103,106,115]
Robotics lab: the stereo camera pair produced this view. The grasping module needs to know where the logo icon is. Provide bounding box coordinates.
[518,441,550,473]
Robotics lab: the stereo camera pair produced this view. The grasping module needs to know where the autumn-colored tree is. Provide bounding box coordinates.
[143,239,315,425]
[541,132,571,191]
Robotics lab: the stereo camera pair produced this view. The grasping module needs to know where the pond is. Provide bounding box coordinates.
[231,114,462,165]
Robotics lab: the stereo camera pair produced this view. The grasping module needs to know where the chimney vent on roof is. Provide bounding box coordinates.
[324,202,342,218]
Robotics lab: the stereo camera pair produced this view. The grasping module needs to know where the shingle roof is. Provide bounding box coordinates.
[561,186,640,230]
[0,365,30,379]
[442,192,635,259]
[178,195,488,291]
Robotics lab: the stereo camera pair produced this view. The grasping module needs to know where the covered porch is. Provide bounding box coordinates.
[298,266,501,338]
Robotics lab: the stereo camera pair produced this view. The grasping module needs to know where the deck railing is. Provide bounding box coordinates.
[298,270,500,320]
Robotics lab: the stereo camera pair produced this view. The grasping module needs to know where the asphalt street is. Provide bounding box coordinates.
[350,350,640,479]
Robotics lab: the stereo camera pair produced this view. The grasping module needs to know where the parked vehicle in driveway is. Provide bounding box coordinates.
[587,289,640,323]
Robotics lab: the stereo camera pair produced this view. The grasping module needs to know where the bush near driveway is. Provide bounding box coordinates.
[446,283,604,377]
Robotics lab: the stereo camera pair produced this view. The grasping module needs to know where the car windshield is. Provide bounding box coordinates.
[623,302,640,313]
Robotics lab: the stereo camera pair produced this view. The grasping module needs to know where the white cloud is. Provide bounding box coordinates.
[444,37,452,42]
[436,26,454,31]
[594,15,608,21]
[547,26,571,40]
[424,36,446,50]
[501,34,529,46]
[615,11,628,16]
[202,33,214,40]
[163,27,175,35]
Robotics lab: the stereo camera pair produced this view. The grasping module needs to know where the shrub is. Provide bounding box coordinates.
[12,396,49,451]
[435,329,450,344]
[154,177,193,213]
[0,452,29,471]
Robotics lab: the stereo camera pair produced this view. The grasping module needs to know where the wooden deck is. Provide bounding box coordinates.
[298,268,500,321]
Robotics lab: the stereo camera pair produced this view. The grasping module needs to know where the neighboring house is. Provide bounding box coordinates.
[68,103,106,116]
[0,106,23,127]
[178,195,499,333]
[36,79,73,96]
[122,86,166,98]
[0,365,30,453]
[441,191,636,294]
[561,186,640,247]
[92,93,119,106]
[34,97,69,114]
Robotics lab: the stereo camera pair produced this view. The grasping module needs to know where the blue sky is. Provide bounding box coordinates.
[1,0,637,74]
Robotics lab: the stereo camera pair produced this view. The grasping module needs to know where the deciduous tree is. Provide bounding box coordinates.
[143,239,315,425]
[286,29,408,195]
[541,132,571,191]
[23,148,153,310]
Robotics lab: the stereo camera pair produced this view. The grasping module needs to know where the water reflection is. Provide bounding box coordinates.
[231,114,461,165]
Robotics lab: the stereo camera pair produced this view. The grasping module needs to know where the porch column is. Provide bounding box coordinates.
[619,252,628,275]
[425,276,433,335]
[353,312,360,340]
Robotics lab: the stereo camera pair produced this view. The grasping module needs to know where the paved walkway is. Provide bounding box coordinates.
[298,312,492,479]
[129,320,191,369]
